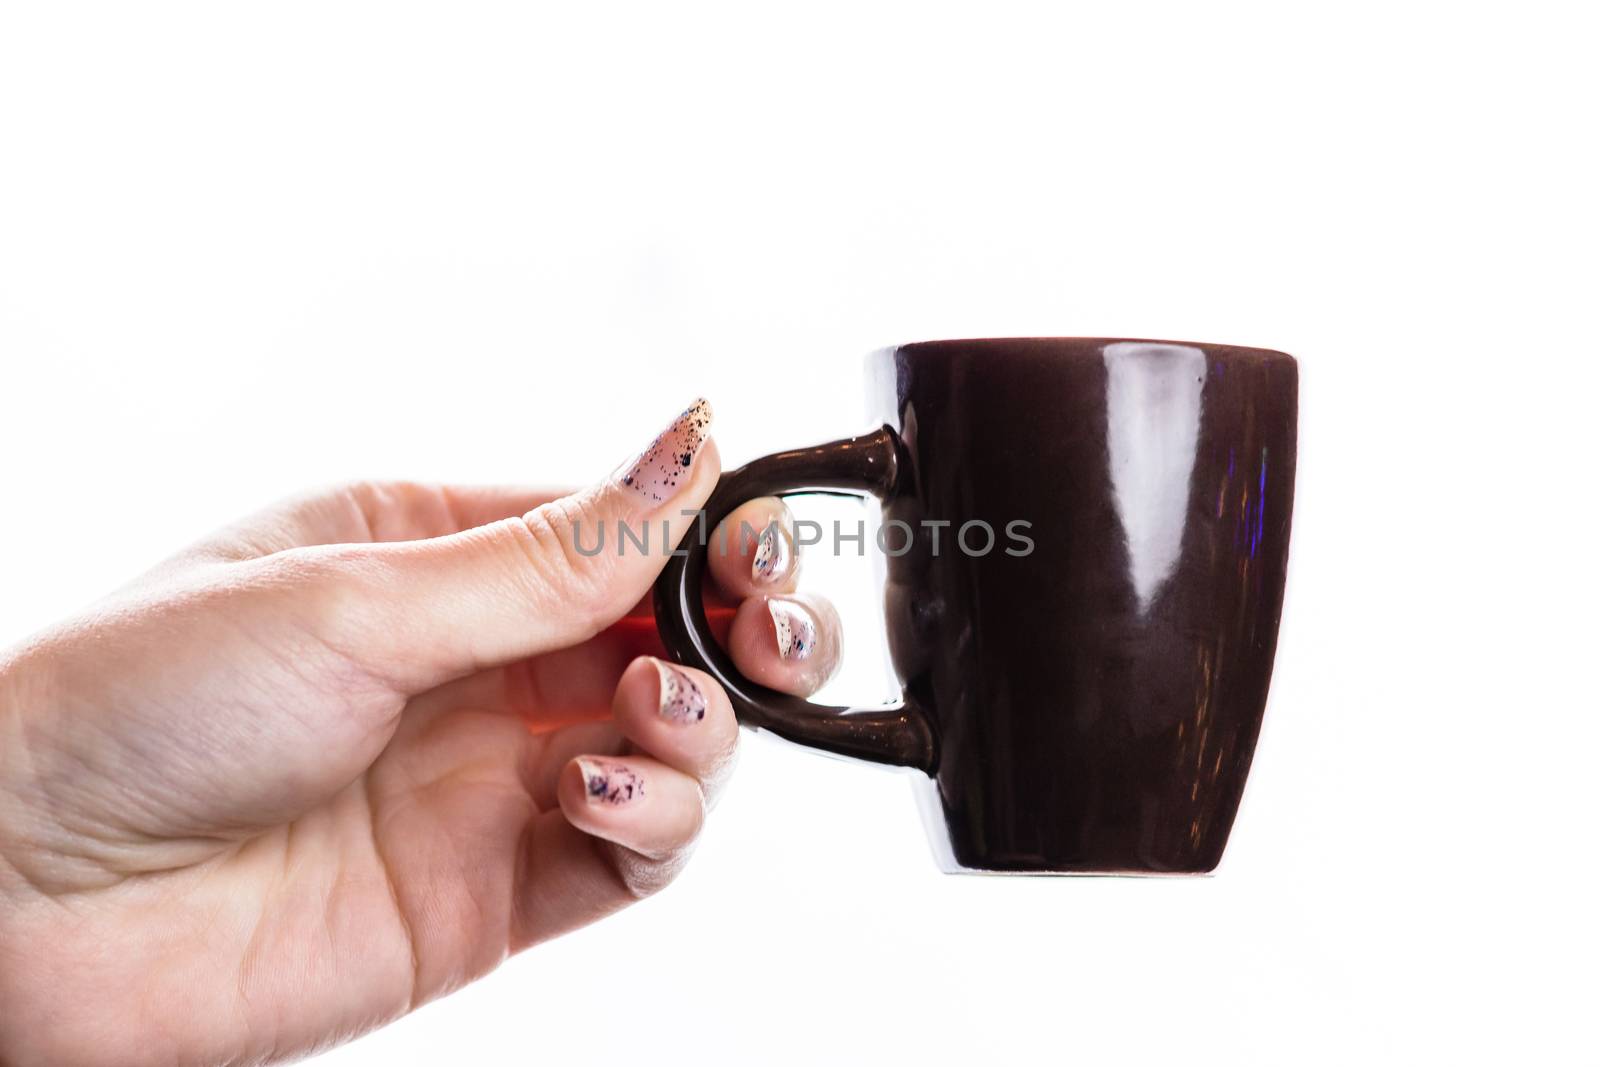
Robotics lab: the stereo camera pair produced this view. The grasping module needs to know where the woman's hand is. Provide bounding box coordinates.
[0,401,839,1066]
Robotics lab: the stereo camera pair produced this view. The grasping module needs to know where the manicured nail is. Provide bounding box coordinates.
[616,398,713,504]
[576,758,645,805]
[654,658,706,724]
[768,598,817,661]
[751,522,792,585]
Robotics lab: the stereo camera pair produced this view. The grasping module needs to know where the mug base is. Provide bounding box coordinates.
[935,863,1217,878]
[914,778,1225,876]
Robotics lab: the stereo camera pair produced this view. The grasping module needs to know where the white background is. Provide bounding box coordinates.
[3,2,1597,1064]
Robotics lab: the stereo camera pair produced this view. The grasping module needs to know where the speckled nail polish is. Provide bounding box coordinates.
[768,599,816,661]
[751,522,791,585]
[654,659,706,724]
[616,398,713,504]
[577,758,645,805]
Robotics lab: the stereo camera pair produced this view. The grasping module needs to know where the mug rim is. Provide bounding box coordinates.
[880,336,1295,362]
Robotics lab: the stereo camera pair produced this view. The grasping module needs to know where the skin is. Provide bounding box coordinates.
[0,429,838,1066]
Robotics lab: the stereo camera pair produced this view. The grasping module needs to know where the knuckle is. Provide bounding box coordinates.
[603,839,695,901]
[344,480,452,538]
[234,546,410,697]
[689,680,739,754]
[236,546,347,615]
[249,544,373,615]
[516,493,623,597]
[702,720,741,801]
[328,479,395,539]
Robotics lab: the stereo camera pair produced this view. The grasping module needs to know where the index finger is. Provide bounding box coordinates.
[179,482,570,564]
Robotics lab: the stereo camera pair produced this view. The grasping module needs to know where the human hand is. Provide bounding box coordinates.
[0,401,840,1066]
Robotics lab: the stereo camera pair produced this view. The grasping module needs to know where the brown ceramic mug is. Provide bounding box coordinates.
[655,338,1297,874]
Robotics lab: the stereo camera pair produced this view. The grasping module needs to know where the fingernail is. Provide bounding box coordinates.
[616,398,713,504]
[768,598,817,661]
[576,758,645,805]
[750,522,793,585]
[654,658,706,724]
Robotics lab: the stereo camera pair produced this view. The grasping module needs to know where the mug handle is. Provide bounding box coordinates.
[652,426,938,773]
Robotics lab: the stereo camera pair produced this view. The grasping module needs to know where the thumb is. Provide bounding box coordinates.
[287,399,717,694]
